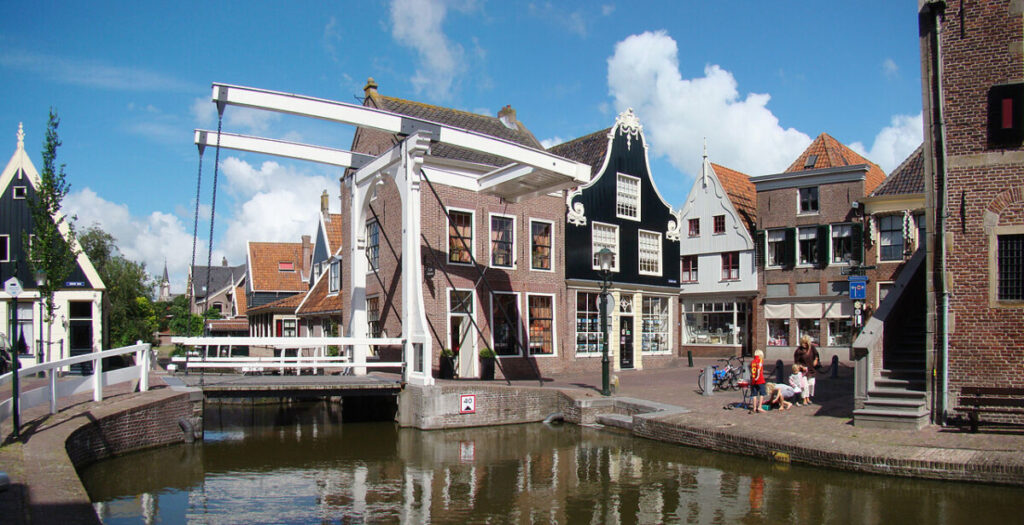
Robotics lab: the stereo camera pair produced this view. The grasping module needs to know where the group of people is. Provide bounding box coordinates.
[747,335,821,414]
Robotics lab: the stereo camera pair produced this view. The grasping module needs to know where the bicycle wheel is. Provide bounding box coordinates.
[697,369,706,394]
[727,370,742,390]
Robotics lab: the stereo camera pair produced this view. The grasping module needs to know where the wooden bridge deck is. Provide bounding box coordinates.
[165,372,402,398]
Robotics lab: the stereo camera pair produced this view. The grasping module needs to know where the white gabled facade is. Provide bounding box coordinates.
[677,152,756,355]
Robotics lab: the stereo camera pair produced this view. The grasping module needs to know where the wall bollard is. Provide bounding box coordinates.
[702,366,714,396]
[687,350,693,368]
[775,359,785,384]
[831,355,840,379]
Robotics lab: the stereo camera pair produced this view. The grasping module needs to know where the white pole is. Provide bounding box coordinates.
[49,370,57,414]
[138,341,150,392]
[93,352,103,402]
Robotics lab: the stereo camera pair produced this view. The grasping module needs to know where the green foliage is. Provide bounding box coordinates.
[25,109,79,325]
[79,225,157,346]
[440,347,454,357]
[164,294,220,336]
[479,347,496,359]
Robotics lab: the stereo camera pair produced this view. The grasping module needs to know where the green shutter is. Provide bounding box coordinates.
[817,225,830,268]
[755,230,765,268]
[784,227,797,268]
[851,223,864,264]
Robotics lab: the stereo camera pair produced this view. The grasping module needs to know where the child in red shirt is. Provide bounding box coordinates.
[750,349,766,413]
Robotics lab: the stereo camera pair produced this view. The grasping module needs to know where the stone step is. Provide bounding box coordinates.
[867,387,927,400]
[596,413,633,431]
[874,377,926,391]
[853,407,930,430]
[880,368,926,381]
[862,397,927,413]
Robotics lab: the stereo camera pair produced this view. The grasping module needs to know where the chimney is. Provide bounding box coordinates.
[301,235,312,276]
[321,190,330,220]
[364,77,379,100]
[498,105,517,130]
[221,256,228,267]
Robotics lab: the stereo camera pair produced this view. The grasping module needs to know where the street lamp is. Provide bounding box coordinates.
[597,247,614,396]
[34,268,45,364]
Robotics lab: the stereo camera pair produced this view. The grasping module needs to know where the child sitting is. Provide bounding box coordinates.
[764,383,793,410]
[788,364,810,406]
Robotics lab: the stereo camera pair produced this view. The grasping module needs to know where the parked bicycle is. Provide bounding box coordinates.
[696,355,746,393]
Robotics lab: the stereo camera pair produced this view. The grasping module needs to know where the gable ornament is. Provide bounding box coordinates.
[611,108,645,151]
[566,187,587,226]
[665,210,682,242]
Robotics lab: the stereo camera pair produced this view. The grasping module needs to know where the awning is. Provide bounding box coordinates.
[824,301,853,318]
[764,303,792,319]
[794,303,823,318]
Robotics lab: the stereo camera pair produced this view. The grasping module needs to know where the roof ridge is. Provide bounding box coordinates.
[548,128,611,150]
[380,95,503,124]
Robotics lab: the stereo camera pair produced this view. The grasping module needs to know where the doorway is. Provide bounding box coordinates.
[619,315,634,369]
[449,290,476,378]
[68,301,93,375]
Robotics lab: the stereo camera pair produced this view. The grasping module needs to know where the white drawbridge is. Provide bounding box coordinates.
[172,83,590,385]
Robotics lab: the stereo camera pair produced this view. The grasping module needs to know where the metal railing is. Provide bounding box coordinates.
[0,342,152,424]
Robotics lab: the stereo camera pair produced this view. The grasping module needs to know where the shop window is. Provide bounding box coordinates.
[530,220,552,270]
[638,230,661,275]
[616,173,640,220]
[767,319,789,347]
[721,251,740,280]
[448,209,473,264]
[997,233,1024,300]
[713,215,725,234]
[575,291,604,356]
[799,187,819,213]
[366,219,380,271]
[828,318,854,347]
[681,256,698,283]
[879,215,903,261]
[797,319,820,345]
[684,301,744,345]
[527,295,554,356]
[492,293,520,356]
[688,218,700,237]
[641,297,670,354]
[591,222,619,271]
[490,215,515,268]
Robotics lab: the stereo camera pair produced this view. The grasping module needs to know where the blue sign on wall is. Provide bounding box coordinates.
[848,275,868,300]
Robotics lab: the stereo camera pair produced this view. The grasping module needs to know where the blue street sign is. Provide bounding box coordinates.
[849,276,867,300]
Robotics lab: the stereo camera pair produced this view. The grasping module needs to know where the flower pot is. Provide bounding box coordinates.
[479,356,495,380]
[438,355,455,379]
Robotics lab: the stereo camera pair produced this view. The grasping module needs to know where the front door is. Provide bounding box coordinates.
[619,315,634,369]
[449,289,476,378]
[68,301,94,375]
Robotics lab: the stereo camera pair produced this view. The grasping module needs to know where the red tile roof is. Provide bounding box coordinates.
[786,133,887,194]
[248,242,307,292]
[324,213,343,254]
[234,284,247,316]
[296,272,344,316]
[711,163,757,232]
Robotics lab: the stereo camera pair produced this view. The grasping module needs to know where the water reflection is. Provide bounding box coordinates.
[81,401,1024,524]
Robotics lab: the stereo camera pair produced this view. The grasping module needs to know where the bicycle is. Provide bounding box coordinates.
[697,356,746,393]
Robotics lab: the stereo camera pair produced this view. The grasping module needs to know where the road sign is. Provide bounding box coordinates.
[4,277,22,297]
[460,394,476,414]
[848,275,867,300]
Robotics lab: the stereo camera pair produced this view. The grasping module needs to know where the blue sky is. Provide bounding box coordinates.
[0,1,923,293]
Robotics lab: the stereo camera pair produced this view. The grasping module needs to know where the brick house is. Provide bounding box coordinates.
[678,153,757,357]
[551,109,682,372]
[245,239,310,338]
[752,133,887,364]
[917,0,1024,423]
[296,192,345,339]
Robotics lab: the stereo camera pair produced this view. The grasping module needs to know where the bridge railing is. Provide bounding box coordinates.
[170,336,406,376]
[0,342,152,424]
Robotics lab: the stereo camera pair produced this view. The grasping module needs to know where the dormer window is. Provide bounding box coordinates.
[615,173,640,220]
[804,155,818,169]
[13,186,26,199]
[278,261,294,272]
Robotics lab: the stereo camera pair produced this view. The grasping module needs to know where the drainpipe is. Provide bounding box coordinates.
[922,0,949,424]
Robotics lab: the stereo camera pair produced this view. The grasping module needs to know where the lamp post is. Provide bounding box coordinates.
[34,268,45,365]
[596,248,614,396]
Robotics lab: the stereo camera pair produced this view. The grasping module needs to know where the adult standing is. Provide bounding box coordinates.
[794,335,821,403]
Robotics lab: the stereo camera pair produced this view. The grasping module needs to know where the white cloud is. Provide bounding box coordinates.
[0,49,195,92]
[529,2,588,37]
[606,31,811,178]
[323,16,342,63]
[602,4,615,16]
[390,0,468,101]
[191,97,281,134]
[541,136,567,149]
[883,58,899,79]
[850,113,923,174]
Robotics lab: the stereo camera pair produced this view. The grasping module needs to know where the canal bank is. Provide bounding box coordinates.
[2,362,1024,524]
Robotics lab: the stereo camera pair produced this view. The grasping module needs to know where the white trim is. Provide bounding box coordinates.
[797,186,820,215]
[830,223,854,265]
[637,229,662,276]
[12,185,26,199]
[446,207,475,267]
[487,212,517,269]
[640,295,672,355]
[615,172,641,221]
[574,289,605,357]
[489,291,522,357]
[766,228,787,269]
[526,292,557,357]
[0,235,7,263]
[591,221,619,272]
[528,218,555,273]
[365,218,380,273]
[796,226,819,267]
[447,287,477,377]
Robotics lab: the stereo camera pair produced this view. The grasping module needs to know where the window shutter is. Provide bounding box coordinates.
[852,223,864,264]
[784,227,797,268]
[817,225,830,268]
[755,230,765,268]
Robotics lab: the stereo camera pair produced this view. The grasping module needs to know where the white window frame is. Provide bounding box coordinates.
[878,215,904,262]
[591,221,619,272]
[529,218,555,273]
[767,229,786,268]
[490,291,521,357]
[641,295,672,355]
[637,229,662,276]
[488,212,516,269]
[574,290,605,357]
[366,294,382,338]
[365,219,380,272]
[526,293,557,357]
[12,186,26,199]
[798,186,819,214]
[0,235,8,262]
[831,223,853,264]
[447,207,475,266]
[615,172,641,221]
[797,226,818,267]
[329,258,340,294]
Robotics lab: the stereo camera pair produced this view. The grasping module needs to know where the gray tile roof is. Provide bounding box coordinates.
[191,263,247,299]
[547,128,611,180]
[873,144,924,196]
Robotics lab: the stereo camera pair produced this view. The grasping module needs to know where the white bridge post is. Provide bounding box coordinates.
[93,352,103,402]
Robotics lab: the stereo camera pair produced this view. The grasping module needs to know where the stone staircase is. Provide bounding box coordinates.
[853,258,930,430]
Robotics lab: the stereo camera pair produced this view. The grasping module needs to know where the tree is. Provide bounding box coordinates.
[79,225,157,346]
[25,109,79,362]
[165,294,220,336]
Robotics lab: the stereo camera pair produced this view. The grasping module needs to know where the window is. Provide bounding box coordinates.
[688,218,700,237]
[530,220,552,271]
[278,261,294,271]
[575,291,604,356]
[831,224,853,264]
[915,213,926,251]
[713,215,726,234]
[681,256,698,283]
[797,319,820,345]
[329,259,340,293]
[12,186,26,199]
[282,319,297,337]
[879,215,903,261]
[828,318,854,346]
[490,215,514,268]
[721,251,740,280]
[591,222,619,271]
[366,220,380,271]
[798,227,818,266]
[616,173,640,220]
[448,210,473,264]
[997,234,1024,300]
[641,297,670,354]
[799,187,819,213]
[683,301,747,345]
[767,229,787,267]
[0,235,7,262]
[367,296,381,338]
[528,295,554,355]
[638,230,661,275]
[492,293,520,356]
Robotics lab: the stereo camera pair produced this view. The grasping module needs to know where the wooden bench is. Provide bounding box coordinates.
[955,386,1024,432]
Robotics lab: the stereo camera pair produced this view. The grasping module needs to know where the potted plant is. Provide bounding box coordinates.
[438,347,455,379]
[479,347,496,380]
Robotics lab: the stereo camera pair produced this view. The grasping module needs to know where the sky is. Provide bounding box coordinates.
[0,1,924,294]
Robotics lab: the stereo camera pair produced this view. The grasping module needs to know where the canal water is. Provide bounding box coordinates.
[81,400,1023,524]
